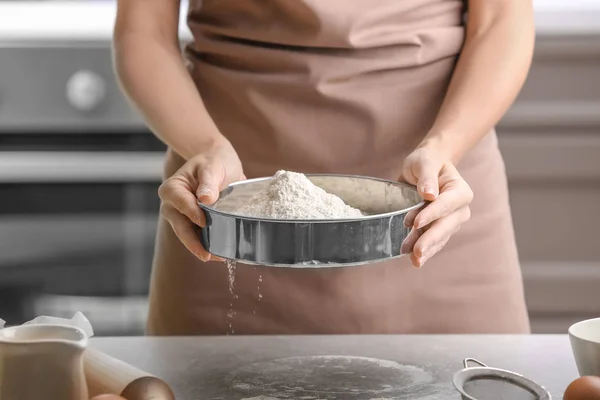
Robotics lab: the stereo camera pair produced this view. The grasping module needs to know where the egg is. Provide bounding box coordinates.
[564,376,600,400]
[90,395,127,400]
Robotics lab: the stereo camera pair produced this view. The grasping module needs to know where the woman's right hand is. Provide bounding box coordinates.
[158,138,246,262]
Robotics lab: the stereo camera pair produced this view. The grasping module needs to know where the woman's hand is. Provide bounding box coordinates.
[401,146,473,268]
[158,138,246,262]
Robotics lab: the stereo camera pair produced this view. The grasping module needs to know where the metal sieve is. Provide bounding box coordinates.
[453,358,552,400]
[196,174,424,267]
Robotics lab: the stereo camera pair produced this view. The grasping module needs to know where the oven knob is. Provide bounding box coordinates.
[66,70,106,112]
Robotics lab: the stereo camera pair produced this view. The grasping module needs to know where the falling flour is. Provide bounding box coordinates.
[226,259,237,335]
[237,170,364,220]
[257,274,263,303]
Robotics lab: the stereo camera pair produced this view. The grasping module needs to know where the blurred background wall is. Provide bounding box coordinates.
[497,0,600,333]
[0,0,598,335]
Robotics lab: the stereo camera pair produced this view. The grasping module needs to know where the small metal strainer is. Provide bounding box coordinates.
[452,358,552,400]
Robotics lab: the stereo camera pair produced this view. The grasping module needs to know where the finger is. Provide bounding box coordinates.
[401,227,423,254]
[161,204,212,262]
[159,177,205,227]
[403,206,421,228]
[411,206,470,267]
[413,181,472,230]
[414,206,470,260]
[413,233,452,268]
[196,164,226,205]
[410,252,421,268]
[412,157,440,201]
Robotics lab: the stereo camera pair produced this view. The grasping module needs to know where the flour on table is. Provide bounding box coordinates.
[237,170,364,220]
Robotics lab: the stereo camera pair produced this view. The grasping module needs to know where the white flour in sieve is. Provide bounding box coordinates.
[237,170,363,220]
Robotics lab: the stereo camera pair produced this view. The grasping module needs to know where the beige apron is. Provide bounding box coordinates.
[147,0,530,335]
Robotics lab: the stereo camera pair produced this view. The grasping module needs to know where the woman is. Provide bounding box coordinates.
[114,0,534,335]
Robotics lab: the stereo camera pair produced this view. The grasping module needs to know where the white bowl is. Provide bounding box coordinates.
[569,317,600,376]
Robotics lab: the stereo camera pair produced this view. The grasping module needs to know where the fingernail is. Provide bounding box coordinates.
[423,185,434,194]
[197,188,213,199]
[422,186,438,198]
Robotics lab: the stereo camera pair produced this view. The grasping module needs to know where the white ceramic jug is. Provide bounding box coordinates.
[0,323,89,400]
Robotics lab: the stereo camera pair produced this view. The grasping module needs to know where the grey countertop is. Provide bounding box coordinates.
[90,335,578,400]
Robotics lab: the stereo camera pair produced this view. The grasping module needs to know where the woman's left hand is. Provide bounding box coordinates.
[401,146,474,267]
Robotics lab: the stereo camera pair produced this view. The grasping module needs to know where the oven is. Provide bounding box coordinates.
[0,43,166,336]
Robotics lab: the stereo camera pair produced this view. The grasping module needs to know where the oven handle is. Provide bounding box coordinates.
[0,152,165,182]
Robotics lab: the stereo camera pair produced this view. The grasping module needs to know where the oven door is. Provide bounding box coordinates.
[0,133,165,336]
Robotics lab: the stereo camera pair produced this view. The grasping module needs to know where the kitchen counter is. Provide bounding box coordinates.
[90,335,578,399]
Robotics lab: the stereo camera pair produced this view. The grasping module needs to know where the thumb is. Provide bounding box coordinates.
[196,166,223,206]
[413,158,440,201]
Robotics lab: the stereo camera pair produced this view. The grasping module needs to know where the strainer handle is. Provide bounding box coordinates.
[463,358,488,369]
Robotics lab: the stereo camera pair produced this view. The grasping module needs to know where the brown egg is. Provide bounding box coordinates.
[564,376,600,400]
[90,395,127,400]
